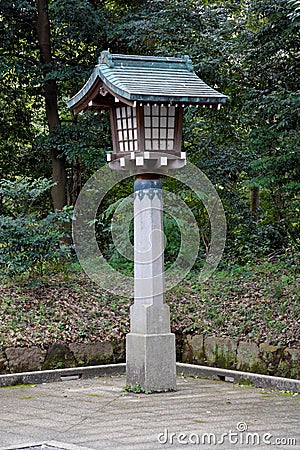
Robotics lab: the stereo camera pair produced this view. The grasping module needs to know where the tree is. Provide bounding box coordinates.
[1,0,299,264]
[240,0,300,250]
[36,0,66,210]
[111,0,299,257]
[0,0,109,208]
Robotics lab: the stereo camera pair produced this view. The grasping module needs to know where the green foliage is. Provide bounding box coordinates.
[0,178,54,215]
[0,0,110,184]
[236,378,254,387]
[0,0,299,271]
[124,383,152,394]
[0,178,73,279]
[239,1,300,251]
[36,112,111,178]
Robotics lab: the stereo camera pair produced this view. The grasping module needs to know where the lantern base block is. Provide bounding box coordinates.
[108,152,186,172]
[126,332,176,392]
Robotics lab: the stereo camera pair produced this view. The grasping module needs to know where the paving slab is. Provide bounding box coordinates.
[0,374,299,450]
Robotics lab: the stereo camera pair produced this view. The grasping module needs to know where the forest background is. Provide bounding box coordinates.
[0,0,299,350]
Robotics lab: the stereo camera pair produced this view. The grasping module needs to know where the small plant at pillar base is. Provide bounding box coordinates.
[123,384,152,394]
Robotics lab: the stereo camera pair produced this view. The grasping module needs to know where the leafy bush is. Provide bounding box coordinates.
[0,178,73,279]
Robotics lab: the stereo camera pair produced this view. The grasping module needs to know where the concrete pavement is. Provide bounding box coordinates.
[0,373,299,450]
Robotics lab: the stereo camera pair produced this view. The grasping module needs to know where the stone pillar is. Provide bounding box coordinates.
[126,177,176,392]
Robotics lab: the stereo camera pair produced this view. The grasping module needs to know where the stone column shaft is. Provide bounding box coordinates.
[126,178,176,392]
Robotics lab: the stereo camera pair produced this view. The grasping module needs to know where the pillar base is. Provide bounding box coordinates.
[126,332,176,392]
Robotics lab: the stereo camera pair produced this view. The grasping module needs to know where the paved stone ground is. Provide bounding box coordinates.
[0,374,299,450]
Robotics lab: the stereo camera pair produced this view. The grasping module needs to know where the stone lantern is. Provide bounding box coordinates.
[68,51,226,392]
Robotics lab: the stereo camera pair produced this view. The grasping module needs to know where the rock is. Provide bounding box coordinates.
[5,347,45,373]
[69,342,114,366]
[42,343,76,370]
[182,335,204,364]
[259,343,283,376]
[0,350,8,374]
[112,339,126,363]
[278,348,300,379]
[237,341,267,374]
[204,337,238,369]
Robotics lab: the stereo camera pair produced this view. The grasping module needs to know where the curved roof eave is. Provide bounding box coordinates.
[67,52,228,112]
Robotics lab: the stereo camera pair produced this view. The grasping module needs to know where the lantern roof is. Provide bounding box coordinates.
[67,51,227,114]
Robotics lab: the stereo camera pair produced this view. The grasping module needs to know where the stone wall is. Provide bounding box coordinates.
[0,335,299,379]
[0,340,125,374]
[181,335,300,379]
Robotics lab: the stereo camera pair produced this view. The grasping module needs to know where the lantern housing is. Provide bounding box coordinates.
[67,51,227,172]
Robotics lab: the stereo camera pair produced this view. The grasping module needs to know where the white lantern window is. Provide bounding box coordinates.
[143,104,177,152]
[115,106,138,153]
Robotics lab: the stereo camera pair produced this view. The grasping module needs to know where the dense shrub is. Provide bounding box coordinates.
[0,178,73,279]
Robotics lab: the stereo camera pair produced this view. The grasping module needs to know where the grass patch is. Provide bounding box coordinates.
[1,384,36,389]
[236,378,254,387]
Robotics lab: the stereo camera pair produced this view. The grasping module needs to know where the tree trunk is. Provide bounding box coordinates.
[250,186,260,221]
[72,158,82,205]
[36,0,67,210]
